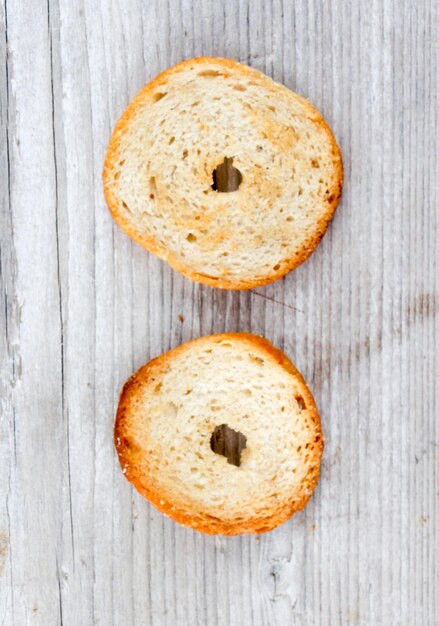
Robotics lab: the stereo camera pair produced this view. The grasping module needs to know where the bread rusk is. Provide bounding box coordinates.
[114,333,323,535]
[104,57,343,289]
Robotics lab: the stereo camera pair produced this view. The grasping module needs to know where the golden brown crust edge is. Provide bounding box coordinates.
[114,333,324,535]
[103,56,343,290]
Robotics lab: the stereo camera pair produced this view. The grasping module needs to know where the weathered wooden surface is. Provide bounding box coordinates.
[1,0,438,624]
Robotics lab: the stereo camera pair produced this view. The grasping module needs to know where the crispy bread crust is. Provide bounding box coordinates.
[114,333,324,535]
[103,57,343,290]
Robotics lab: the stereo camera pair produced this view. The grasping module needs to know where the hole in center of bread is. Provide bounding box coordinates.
[210,424,247,467]
[211,157,242,192]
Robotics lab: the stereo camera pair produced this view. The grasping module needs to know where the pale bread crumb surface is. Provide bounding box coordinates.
[104,57,343,289]
[115,333,323,535]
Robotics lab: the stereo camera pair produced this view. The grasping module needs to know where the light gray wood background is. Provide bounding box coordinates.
[1,0,438,624]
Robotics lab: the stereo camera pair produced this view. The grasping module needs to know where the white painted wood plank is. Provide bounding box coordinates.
[1,1,63,623]
[1,0,438,624]
[0,2,14,622]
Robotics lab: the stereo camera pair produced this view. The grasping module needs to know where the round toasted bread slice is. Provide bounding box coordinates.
[115,333,323,535]
[104,57,343,289]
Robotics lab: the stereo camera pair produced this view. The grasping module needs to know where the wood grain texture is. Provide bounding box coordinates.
[0,0,438,624]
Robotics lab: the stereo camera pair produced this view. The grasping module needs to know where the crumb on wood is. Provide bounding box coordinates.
[178,314,184,323]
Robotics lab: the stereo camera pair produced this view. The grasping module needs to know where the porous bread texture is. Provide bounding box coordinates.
[115,333,323,535]
[104,57,343,289]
